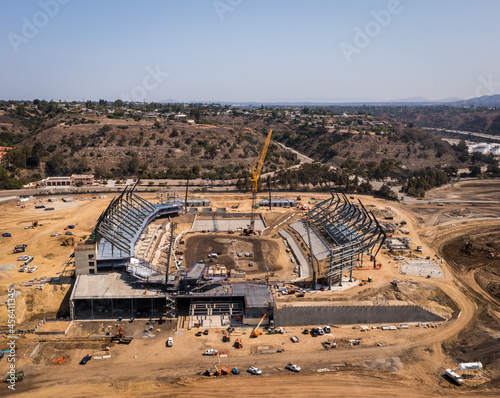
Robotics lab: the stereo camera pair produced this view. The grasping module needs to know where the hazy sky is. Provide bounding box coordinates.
[1,0,499,102]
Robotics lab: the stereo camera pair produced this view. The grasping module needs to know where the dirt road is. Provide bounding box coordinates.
[1,182,500,396]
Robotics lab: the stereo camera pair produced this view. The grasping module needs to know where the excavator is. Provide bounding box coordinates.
[112,326,133,344]
[251,310,269,338]
[244,129,272,235]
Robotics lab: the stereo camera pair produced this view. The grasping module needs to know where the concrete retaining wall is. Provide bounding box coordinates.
[274,305,444,326]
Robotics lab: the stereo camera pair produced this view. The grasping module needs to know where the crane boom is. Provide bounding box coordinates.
[245,129,272,234]
[250,129,273,192]
[251,310,269,337]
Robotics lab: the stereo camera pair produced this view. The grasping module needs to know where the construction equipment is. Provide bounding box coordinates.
[62,237,75,246]
[14,244,27,253]
[32,220,39,228]
[251,310,269,338]
[52,357,67,365]
[112,326,133,344]
[244,129,272,235]
[204,368,214,377]
[115,326,124,338]
[6,370,24,382]
[235,338,242,348]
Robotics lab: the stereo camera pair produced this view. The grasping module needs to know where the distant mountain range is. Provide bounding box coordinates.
[448,94,500,107]
[159,94,500,107]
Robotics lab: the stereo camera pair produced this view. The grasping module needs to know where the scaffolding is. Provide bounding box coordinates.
[302,192,386,286]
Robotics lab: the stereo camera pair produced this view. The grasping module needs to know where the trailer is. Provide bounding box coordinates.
[445,369,463,385]
[458,362,482,371]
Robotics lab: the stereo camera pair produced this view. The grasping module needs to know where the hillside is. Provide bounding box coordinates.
[0,102,482,190]
[396,108,500,136]
[0,111,299,180]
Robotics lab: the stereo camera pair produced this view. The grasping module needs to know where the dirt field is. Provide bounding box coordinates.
[183,233,285,275]
[1,182,500,396]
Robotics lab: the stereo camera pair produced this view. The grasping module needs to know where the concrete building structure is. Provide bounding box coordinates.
[46,176,72,186]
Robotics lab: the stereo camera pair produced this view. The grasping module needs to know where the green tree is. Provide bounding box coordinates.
[4,148,26,169]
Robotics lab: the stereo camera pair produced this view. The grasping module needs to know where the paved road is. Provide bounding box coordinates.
[423,127,500,141]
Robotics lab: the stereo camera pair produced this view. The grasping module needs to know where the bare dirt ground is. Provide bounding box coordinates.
[184,233,284,276]
[1,182,500,396]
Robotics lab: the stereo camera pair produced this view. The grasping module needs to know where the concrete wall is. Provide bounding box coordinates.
[274,305,444,327]
[75,245,98,275]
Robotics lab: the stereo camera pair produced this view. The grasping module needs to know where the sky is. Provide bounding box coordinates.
[1,0,499,103]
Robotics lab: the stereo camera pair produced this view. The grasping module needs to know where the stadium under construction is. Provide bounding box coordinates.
[70,187,444,326]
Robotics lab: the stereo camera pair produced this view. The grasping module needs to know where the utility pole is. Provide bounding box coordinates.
[305,220,317,290]
[184,177,189,210]
[267,175,272,211]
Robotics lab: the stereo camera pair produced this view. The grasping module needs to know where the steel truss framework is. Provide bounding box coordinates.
[94,183,158,257]
[303,192,386,283]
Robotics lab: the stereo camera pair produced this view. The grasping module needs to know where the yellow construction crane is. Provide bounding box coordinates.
[244,129,272,235]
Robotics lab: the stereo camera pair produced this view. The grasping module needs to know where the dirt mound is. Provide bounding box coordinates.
[442,231,500,304]
[440,228,500,386]
[366,357,404,372]
[475,270,500,301]
[442,307,500,369]
[0,263,17,271]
